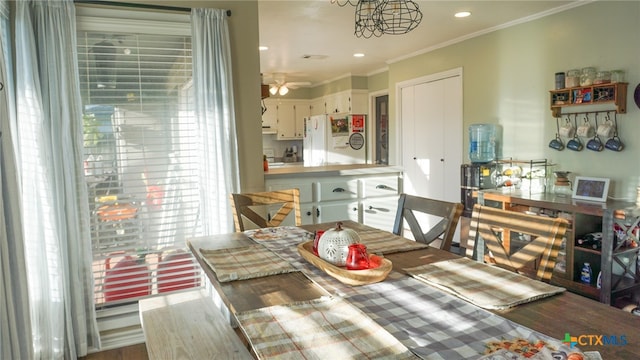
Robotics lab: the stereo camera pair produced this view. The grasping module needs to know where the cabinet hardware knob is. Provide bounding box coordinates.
[413,157,417,160]
[306,211,312,216]
[353,207,358,211]
[375,184,389,190]
[332,187,346,192]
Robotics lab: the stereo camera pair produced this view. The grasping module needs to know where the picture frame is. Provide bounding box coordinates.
[572,176,610,202]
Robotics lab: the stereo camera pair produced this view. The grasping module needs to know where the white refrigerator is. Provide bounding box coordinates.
[303,114,367,166]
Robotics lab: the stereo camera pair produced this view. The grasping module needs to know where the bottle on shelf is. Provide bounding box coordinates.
[580,262,592,285]
[263,155,269,172]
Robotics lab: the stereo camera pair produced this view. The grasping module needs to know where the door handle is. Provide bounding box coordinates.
[316,208,320,217]
[375,184,390,190]
[332,187,346,192]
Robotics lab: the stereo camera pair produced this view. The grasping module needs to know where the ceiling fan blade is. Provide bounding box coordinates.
[285,81,312,89]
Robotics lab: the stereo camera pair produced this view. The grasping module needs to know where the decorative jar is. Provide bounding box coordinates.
[594,71,611,85]
[565,69,580,88]
[580,67,596,86]
[611,70,625,83]
[317,222,361,266]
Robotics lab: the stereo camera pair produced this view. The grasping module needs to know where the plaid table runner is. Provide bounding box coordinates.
[199,244,297,282]
[245,225,429,255]
[403,257,566,310]
[250,226,580,359]
[236,296,419,360]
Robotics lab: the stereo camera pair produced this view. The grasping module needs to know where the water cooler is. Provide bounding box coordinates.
[461,123,500,216]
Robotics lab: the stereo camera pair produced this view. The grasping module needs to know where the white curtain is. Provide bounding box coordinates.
[191,8,241,235]
[0,0,33,358]
[14,0,99,358]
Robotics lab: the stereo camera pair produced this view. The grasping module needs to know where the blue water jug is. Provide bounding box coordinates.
[469,124,497,163]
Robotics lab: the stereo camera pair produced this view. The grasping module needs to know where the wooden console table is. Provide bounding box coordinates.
[476,188,639,305]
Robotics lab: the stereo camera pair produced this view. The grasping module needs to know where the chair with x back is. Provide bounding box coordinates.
[464,204,569,282]
[392,193,464,252]
[230,188,301,232]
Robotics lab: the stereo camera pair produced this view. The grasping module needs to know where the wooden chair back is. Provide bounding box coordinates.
[230,188,301,232]
[465,204,569,282]
[392,194,464,251]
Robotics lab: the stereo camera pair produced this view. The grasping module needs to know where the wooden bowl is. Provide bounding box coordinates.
[297,241,392,286]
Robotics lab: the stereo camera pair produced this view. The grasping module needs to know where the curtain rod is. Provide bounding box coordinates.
[74,1,231,16]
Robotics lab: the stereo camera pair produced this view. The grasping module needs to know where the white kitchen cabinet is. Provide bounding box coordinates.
[310,98,325,116]
[265,167,402,228]
[261,98,278,131]
[277,100,310,140]
[323,91,355,115]
[266,179,314,225]
[316,200,360,224]
[360,175,401,231]
[350,91,368,114]
[317,179,359,202]
[361,197,398,233]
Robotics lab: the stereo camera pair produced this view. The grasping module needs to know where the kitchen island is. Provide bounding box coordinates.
[264,163,403,230]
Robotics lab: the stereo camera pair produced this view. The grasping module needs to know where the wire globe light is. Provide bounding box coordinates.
[330,0,359,6]
[354,0,383,38]
[333,0,423,37]
[375,0,423,35]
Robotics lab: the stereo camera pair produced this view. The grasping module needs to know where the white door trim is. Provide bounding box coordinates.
[394,67,463,165]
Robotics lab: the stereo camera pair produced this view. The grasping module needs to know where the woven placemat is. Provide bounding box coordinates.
[200,244,297,282]
[404,257,565,310]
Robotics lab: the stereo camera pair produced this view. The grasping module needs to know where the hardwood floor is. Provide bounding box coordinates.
[79,343,148,360]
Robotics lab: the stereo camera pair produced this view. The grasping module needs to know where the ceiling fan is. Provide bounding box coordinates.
[263,73,311,96]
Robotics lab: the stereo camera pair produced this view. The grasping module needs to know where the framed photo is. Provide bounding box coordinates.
[572,176,610,202]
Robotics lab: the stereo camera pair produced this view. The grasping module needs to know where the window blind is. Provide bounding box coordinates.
[77,28,203,308]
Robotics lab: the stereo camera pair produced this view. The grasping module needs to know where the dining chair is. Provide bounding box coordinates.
[230,188,301,232]
[464,204,569,282]
[392,193,464,252]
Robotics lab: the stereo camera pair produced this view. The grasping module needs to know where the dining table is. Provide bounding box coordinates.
[187,220,640,359]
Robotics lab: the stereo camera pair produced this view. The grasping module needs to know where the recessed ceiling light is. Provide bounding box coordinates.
[259,46,269,51]
[353,53,365,58]
[455,11,471,18]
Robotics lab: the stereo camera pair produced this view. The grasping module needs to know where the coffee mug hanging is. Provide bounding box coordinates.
[605,112,624,152]
[567,114,583,151]
[549,116,564,151]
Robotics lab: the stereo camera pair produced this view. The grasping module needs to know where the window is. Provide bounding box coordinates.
[76,11,203,311]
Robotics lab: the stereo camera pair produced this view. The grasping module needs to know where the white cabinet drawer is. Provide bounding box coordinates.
[317,179,359,201]
[266,181,313,203]
[361,176,400,198]
[362,196,399,233]
[316,201,359,224]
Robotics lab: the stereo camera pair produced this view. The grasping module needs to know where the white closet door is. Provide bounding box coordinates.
[401,74,462,203]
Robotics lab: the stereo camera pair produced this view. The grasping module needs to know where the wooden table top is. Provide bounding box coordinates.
[188,221,640,358]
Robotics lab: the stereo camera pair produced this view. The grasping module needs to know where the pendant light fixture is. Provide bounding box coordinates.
[354,0,382,38]
[376,0,423,35]
[330,0,359,6]
[331,0,423,38]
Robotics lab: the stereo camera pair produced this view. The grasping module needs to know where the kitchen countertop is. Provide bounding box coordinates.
[264,163,403,178]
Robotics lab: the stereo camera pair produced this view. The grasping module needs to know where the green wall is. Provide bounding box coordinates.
[386,1,640,199]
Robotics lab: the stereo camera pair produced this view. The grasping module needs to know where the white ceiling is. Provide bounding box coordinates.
[258,0,582,86]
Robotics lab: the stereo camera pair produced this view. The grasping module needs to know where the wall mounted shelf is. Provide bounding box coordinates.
[550,82,628,117]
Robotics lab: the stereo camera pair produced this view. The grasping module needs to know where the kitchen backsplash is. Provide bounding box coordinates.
[263,135,303,162]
